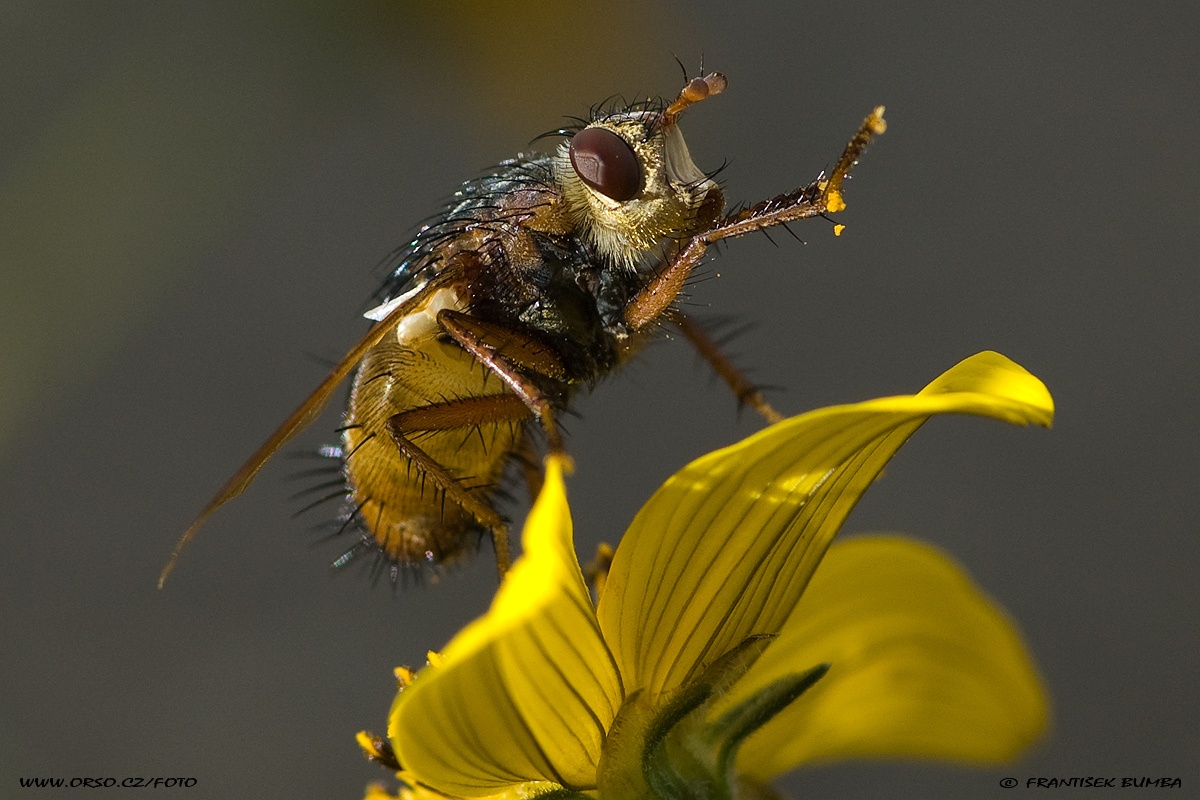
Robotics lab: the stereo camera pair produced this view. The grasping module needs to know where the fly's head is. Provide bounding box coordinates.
[555,73,728,270]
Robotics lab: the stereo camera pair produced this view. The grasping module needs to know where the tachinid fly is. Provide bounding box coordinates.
[159,72,885,587]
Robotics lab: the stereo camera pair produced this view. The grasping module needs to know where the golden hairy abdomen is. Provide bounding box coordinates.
[342,289,522,565]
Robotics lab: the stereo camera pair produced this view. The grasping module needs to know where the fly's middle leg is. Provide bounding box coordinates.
[437,309,568,457]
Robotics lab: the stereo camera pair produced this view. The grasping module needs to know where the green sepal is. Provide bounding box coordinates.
[595,689,658,800]
[644,663,828,800]
[702,664,830,780]
[642,637,778,800]
[596,636,828,800]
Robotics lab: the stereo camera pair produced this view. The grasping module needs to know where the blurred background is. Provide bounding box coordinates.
[3,1,1196,798]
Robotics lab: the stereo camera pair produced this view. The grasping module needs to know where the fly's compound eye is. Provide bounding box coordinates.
[569,127,641,202]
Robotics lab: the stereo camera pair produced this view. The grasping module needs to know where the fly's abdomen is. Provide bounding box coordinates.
[341,295,524,567]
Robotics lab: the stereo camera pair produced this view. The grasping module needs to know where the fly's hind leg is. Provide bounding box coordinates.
[667,310,784,425]
[387,393,533,577]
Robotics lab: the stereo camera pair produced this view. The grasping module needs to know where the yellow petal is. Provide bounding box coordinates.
[596,352,1052,697]
[364,781,555,800]
[389,457,623,795]
[728,536,1048,776]
[362,783,401,800]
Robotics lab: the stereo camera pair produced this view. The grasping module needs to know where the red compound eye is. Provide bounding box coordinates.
[569,127,641,202]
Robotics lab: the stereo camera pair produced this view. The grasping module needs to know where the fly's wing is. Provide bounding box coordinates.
[158,278,446,587]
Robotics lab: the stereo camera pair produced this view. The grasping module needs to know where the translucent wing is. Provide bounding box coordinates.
[158,278,445,587]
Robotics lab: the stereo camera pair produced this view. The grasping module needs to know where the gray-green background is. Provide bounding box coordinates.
[3,2,1196,798]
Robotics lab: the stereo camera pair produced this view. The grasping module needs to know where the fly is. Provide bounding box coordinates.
[159,72,885,587]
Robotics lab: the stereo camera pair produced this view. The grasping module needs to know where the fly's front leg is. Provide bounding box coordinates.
[625,106,886,330]
[437,309,568,456]
[387,393,533,577]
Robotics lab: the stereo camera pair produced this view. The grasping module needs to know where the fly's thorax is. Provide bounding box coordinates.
[554,112,725,270]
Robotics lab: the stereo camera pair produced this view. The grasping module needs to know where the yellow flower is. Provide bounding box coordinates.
[370,351,1053,800]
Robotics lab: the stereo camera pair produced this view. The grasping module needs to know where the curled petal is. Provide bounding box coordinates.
[389,458,623,795]
[727,536,1048,775]
[596,352,1053,697]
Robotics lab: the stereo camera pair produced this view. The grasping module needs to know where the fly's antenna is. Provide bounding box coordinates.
[659,72,727,128]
